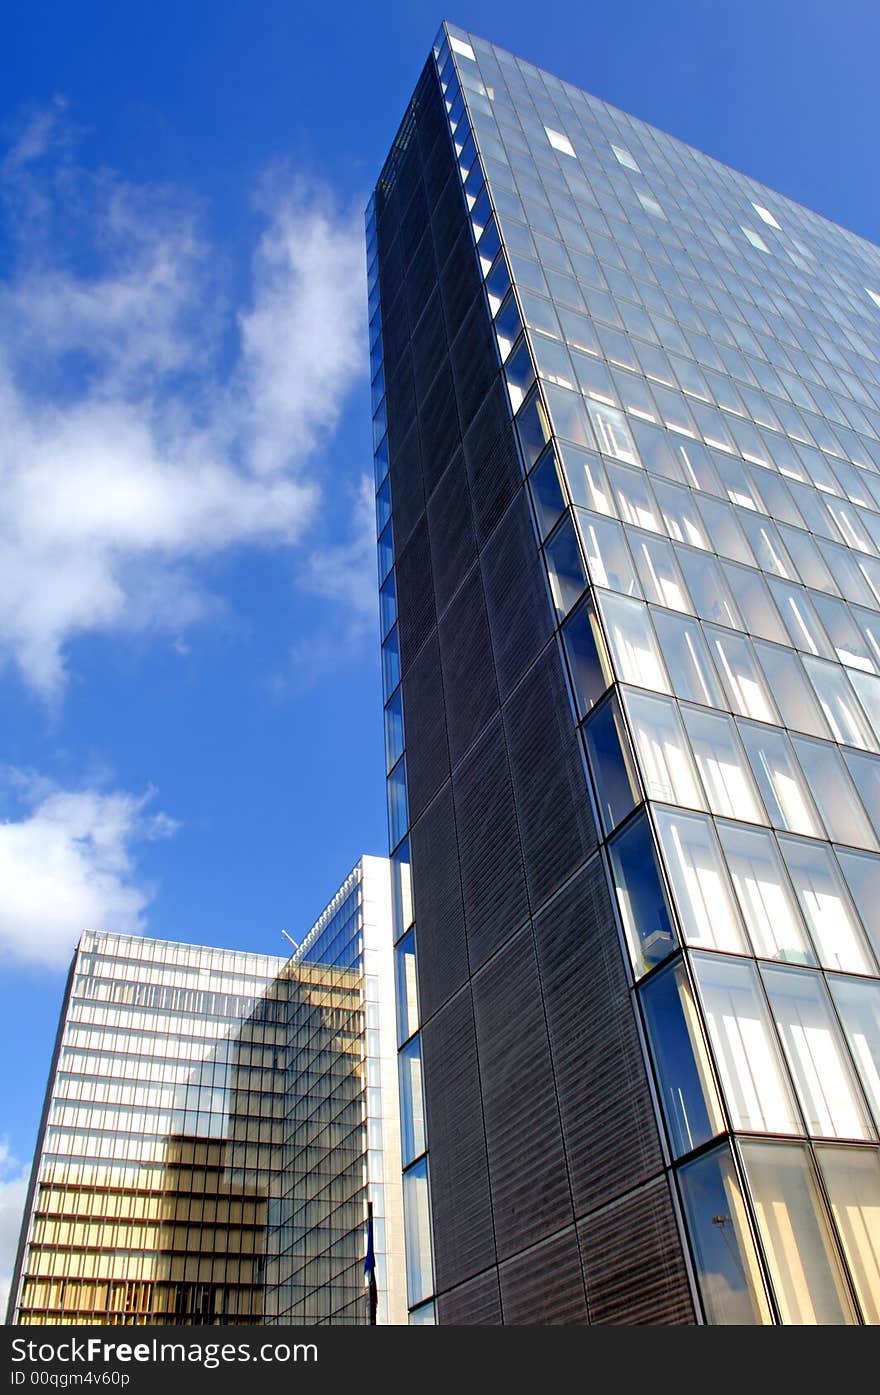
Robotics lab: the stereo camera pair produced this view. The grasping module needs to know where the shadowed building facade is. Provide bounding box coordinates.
[369,22,880,1324]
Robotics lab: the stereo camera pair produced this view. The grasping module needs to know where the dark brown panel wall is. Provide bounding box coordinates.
[374,59,694,1325]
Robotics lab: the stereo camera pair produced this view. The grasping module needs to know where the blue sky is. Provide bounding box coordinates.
[1,0,878,1306]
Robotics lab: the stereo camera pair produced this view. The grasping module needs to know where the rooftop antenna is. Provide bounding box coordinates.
[280,929,298,951]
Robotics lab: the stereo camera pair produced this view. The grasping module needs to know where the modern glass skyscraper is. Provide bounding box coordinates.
[369,22,880,1325]
[8,858,405,1326]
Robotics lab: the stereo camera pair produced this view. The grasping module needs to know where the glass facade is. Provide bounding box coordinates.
[9,858,405,1326]
[372,22,880,1323]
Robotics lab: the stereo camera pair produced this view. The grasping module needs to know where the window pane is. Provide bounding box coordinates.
[827,976,880,1134]
[530,450,566,537]
[609,813,677,977]
[399,1037,426,1165]
[692,953,801,1134]
[607,461,661,531]
[391,838,413,940]
[576,510,640,595]
[385,689,404,772]
[753,642,831,739]
[801,658,877,752]
[624,690,705,808]
[676,548,741,628]
[629,533,693,612]
[641,960,724,1157]
[677,1146,772,1325]
[790,736,877,849]
[739,723,823,837]
[583,695,641,835]
[597,592,668,691]
[395,930,419,1046]
[586,398,639,463]
[835,848,880,968]
[722,564,788,645]
[816,1145,880,1324]
[707,629,778,723]
[653,479,709,548]
[561,596,612,716]
[388,757,408,850]
[403,1160,433,1307]
[717,821,815,965]
[779,836,874,974]
[842,749,880,836]
[740,1141,856,1324]
[768,579,835,659]
[760,965,872,1140]
[545,514,587,616]
[562,444,617,517]
[654,808,747,953]
[680,706,765,822]
[651,610,725,707]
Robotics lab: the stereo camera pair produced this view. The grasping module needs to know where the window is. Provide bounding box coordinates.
[629,533,693,612]
[753,642,830,739]
[677,1145,772,1325]
[768,579,834,659]
[752,202,781,229]
[448,34,475,59]
[583,695,641,835]
[576,511,640,595]
[723,564,788,645]
[387,757,408,850]
[791,735,877,849]
[399,1038,426,1165]
[718,821,815,965]
[530,450,567,538]
[652,610,725,708]
[692,954,801,1134]
[675,548,741,629]
[598,592,668,691]
[680,706,765,822]
[802,658,876,752]
[545,514,587,616]
[611,143,640,172]
[561,596,612,716]
[740,1141,856,1324]
[586,399,640,463]
[760,965,872,1140]
[624,690,705,808]
[738,723,823,837]
[827,977,880,1133]
[560,444,615,515]
[609,813,677,976]
[641,960,724,1157]
[395,931,419,1046]
[741,226,770,253]
[816,1145,880,1324]
[835,848,880,968]
[654,808,747,952]
[779,835,874,975]
[607,462,662,532]
[384,689,404,772]
[391,839,413,939]
[545,125,575,157]
[403,1160,433,1307]
[653,479,710,548]
[707,629,777,723]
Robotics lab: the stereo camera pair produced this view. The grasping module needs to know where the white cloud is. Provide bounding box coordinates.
[0,1141,30,1320]
[0,108,368,698]
[0,773,176,968]
[277,473,380,693]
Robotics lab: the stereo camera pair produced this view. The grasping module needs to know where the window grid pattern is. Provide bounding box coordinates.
[437,22,880,1325]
